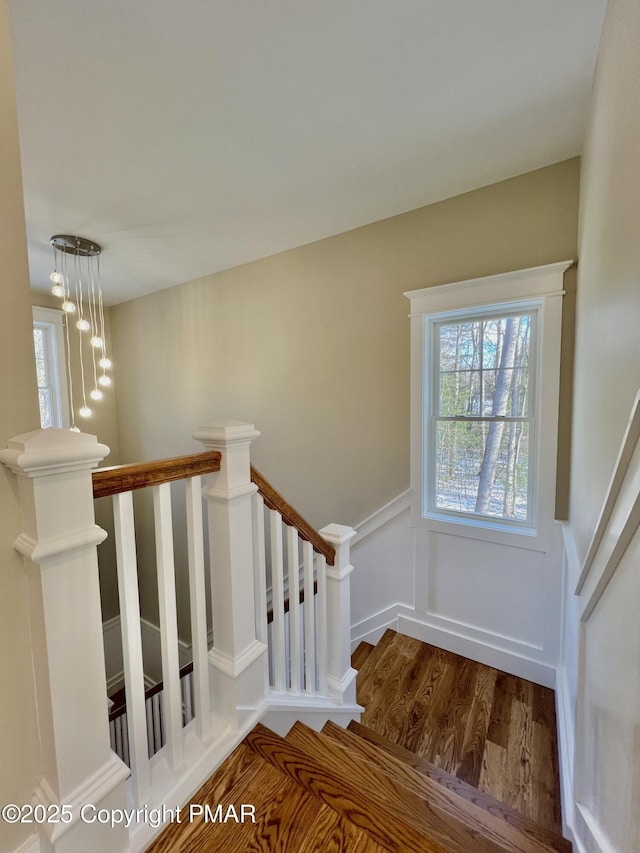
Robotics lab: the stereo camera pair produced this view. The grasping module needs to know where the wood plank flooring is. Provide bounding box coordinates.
[356,630,563,836]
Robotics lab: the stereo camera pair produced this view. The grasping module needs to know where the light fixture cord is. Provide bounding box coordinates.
[74,251,89,411]
[88,254,99,391]
[62,251,76,429]
[97,254,108,369]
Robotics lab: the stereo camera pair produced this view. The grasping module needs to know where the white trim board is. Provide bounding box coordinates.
[352,490,411,545]
[576,388,640,594]
[397,609,556,688]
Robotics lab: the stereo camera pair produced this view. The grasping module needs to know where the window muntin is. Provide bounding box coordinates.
[425,306,538,529]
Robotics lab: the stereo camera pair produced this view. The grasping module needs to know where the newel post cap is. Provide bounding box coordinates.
[193,419,261,446]
[319,523,357,547]
[0,428,110,476]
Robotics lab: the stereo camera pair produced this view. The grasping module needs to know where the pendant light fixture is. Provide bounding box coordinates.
[49,235,113,431]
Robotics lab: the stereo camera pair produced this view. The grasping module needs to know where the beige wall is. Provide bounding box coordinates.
[30,291,121,619]
[0,1,43,849]
[111,159,579,635]
[569,0,640,560]
[112,158,580,532]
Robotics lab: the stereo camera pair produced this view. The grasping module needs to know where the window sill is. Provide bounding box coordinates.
[413,510,550,553]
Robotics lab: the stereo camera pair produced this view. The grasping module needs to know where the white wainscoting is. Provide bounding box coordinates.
[557,391,640,853]
[350,491,414,649]
[348,488,562,686]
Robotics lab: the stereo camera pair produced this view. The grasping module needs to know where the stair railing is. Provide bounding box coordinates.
[250,467,356,706]
[1,419,356,853]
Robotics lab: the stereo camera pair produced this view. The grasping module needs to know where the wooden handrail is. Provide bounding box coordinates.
[92,451,221,499]
[250,466,335,566]
[108,661,194,722]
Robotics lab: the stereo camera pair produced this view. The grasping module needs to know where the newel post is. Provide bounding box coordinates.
[193,420,268,726]
[319,523,359,706]
[0,429,129,853]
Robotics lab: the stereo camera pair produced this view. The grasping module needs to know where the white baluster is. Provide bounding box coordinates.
[184,671,193,724]
[113,489,150,802]
[316,554,329,695]
[145,698,153,756]
[122,712,130,766]
[252,493,269,647]
[152,694,162,754]
[153,483,183,771]
[287,526,302,693]
[270,509,286,691]
[185,475,211,741]
[302,540,316,693]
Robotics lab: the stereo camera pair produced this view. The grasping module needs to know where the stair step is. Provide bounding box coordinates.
[247,721,456,852]
[351,640,375,670]
[285,721,525,853]
[146,740,387,853]
[346,721,570,853]
[353,628,397,702]
[324,720,569,853]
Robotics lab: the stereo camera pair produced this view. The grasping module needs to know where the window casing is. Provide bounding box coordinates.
[406,261,571,545]
[32,306,70,429]
[424,301,539,532]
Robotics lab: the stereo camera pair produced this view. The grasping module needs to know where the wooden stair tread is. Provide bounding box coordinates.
[146,741,383,853]
[285,721,526,853]
[348,719,570,853]
[352,628,397,696]
[247,721,455,852]
[352,640,375,670]
[323,720,569,853]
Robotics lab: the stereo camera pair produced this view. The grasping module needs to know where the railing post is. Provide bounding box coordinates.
[319,523,359,705]
[0,429,129,853]
[193,420,268,726]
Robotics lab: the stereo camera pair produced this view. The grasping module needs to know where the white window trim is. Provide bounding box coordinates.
[33,305,70,429]
[405,260,572,549]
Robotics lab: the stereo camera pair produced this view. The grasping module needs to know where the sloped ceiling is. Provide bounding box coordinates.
[10,0,605,304]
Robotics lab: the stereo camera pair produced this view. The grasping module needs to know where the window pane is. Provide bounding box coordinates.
[434,420,529,521]
[438,314,531,419]
[38,388,53,429]
[439,370,481,416]
[33,327,48,387]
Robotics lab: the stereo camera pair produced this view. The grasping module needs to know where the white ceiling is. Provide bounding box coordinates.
[10,0,606,305]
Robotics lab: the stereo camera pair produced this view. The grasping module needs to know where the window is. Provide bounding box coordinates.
[406,261,571,540]
[426,304,538,529]
[32,306,70,429]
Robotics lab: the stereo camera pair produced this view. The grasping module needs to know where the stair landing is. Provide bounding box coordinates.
[356,629,564,837]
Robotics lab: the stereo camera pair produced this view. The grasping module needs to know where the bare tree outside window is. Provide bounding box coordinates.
[432,311,534,523]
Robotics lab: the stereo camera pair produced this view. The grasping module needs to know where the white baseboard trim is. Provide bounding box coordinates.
[396,609,556,687]
[352,490,411,545]
[261,702,363,737]
[555,664,576,842]
[350,604,401,650]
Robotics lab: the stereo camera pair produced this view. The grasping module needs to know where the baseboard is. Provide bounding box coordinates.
[350,603,400,650]
[396,610,556,687]
[555,664,576,841]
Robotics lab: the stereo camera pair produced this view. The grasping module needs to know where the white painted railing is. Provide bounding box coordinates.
[1,420,358,853]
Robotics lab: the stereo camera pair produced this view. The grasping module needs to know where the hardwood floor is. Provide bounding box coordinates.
[356,630,563,836]
[145,629,568,852]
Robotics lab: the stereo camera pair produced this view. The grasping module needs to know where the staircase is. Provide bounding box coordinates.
[146,631,571,852]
